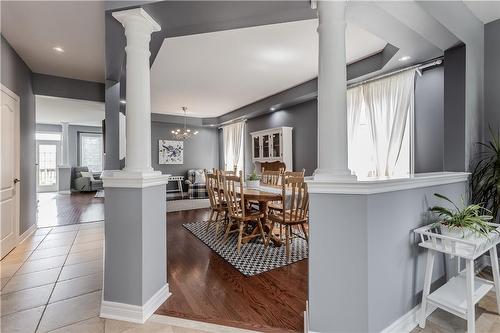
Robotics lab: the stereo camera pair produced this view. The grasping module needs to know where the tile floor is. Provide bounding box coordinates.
[1,221,257,333]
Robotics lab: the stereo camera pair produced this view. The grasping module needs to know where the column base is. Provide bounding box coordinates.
[100,284,171,324]
[313,168,357,181]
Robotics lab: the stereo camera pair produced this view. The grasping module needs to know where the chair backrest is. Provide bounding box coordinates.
[261,161,286,172]
[261,170,282,186]
[221,171,245,219]
[284,169,305,178]
[205,170,221,210]
[281,177,309,223]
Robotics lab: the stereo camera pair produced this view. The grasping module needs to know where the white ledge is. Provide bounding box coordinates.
[102,170,170,189]
[306,172,469,194]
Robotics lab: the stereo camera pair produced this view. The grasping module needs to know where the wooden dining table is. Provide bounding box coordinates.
[239,186,283,246]
[216,183,284,246]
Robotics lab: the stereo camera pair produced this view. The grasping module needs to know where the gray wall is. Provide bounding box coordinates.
[244,99,318,176]
[32,73,104,102]
[309,181,466,332]
[36,123,102,167]
[444,45,466,172]
[414,66,444,173]
[485,19,500,132]
[151,121,219,180]
[1,35,36,235]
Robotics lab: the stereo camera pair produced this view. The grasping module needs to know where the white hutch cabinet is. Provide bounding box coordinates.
[250,127,293,171]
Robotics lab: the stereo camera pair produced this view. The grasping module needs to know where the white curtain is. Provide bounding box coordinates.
[347,86,364,175]
[223,121,245,172]
[362,69,415,177]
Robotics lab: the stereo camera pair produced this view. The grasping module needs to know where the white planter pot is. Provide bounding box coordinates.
[439,224,473,239]
[246,180,260,188]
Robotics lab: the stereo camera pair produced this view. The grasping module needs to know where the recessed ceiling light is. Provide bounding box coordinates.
[398,56,411,62]
[270,107,276,111]
[53,46,65,53]
[120,99,126,104]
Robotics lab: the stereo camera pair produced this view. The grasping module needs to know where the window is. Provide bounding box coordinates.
[348,69,414,178]
[79,132,103,172]
[222,121,245,173]
[36,132,61,141]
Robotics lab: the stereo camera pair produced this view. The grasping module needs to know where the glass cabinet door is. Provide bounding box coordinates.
[262,134,270,158]
[253,136,260,159]
[272,132,280,157]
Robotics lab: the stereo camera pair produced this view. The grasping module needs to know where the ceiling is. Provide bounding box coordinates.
[151,19,386,117]
[1,1,105,83]
[464,1,500,24]
[36,95,105,127]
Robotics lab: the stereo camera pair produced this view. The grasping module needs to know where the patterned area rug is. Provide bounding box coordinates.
[94,190,105,198]
[183,220,308,276]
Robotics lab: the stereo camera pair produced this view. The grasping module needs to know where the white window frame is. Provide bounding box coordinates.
[78,132,103,173]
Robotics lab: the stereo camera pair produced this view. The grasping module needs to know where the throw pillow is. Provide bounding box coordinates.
[80,171,95,180]
[194,170,205,184]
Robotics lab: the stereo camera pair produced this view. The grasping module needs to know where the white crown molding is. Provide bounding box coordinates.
[101,170,170,189]
[306,172,469,195]
[100,284,170,324]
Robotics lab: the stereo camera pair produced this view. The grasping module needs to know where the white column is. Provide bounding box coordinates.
[60,122,70,167]
[112,8,160,175]
[314,0,355,181]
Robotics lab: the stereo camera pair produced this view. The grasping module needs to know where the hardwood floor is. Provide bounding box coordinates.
[156,208,308,333]
[37,192,104,227]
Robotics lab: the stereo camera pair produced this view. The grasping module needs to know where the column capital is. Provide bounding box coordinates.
[112,8,161,33]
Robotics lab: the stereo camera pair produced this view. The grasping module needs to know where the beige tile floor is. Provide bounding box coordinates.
[0,222,257,333]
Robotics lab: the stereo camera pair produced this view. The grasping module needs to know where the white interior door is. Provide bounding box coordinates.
[1,85,20,258]
[36,140,60,192]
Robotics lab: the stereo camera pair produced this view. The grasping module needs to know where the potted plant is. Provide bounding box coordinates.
[471,126,500,222]
[246,170,260,188]
[430,193,495,239]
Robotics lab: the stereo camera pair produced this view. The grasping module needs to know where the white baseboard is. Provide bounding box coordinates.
[58,190,71,195]
[18,224,37,243]
[380,304,437,333]
[100,284,170,324]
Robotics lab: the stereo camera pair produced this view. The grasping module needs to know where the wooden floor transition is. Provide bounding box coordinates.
[37,191,104,227]
[156,208,308,333]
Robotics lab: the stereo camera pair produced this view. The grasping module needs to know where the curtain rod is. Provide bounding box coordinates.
[347,56,444,89]
[217,118,247,130]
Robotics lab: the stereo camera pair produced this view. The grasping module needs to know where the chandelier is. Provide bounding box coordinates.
[171,107,199,140]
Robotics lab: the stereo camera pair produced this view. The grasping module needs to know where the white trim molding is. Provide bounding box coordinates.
[100,284,170,324]
[18,224,37,244]
[380,304,437,333]
[101,170,169,189]
[306,172,469,195]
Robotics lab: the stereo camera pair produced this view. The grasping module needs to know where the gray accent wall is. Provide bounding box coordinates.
[414,66,444,173]
[244,99,318,176]
[151,121,219,179]
[32,73,105,102]
[1,35,36,235]
[309,181,466,332]
[36,123,102,167]
[443,45,466,172]
[485,19,500,131]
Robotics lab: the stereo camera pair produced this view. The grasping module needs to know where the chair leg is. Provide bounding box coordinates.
[237,222,244,253]
[285,225,290,261]
[206,210,215,231]
[419,250,435,329]
[224,218,233,242]
[466,259,475,333]
[489,246,500,314]
[300,223,309,243]
[214,211,220,235]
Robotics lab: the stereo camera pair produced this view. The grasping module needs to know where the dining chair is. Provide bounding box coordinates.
[261,170,282,186]
[284,169,305,179]
[267,176,309,260]
[221,165,238,176]
[205,170,227,235]
[221,171,267,253]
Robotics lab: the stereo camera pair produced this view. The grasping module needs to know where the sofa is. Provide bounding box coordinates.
[185,169,208,199]
[71,166,103,192]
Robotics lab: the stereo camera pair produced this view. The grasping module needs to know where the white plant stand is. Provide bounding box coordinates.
[414,223,500,333]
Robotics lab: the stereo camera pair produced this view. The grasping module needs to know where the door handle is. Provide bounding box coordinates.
[13,178,20,184]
